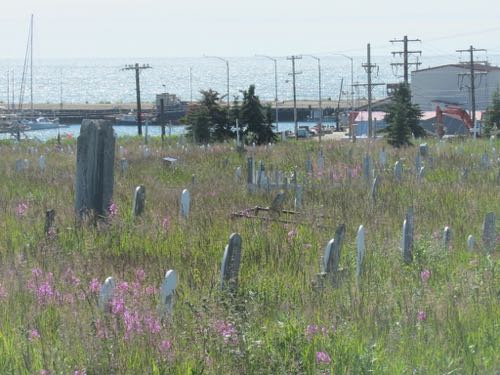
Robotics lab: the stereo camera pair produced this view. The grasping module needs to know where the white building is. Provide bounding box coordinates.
[411,64,500,111]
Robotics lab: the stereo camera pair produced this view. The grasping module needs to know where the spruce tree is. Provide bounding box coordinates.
[240,85,277,145]
[484,87,500,137]
[383,83,424,147]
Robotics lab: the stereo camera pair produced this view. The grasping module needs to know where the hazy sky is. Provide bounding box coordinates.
[2,0,500,59]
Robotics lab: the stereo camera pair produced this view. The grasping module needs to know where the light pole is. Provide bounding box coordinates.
[304,54,322,142]
[256,55,279,132]
[204,55,230,109]
[332,53,354,110]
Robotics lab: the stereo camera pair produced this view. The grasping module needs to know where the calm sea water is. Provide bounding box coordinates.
[0,121,338,141]
[2,55,499,105]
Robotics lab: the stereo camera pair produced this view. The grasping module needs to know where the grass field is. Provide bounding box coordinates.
[0,135,498,374]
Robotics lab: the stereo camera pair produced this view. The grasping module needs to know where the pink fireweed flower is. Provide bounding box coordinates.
[287,229,297,240]
[316,351,331,365]
[73,369,86,375]
[40,370,50,375]
[162,215,171,231]
[16,202,28,217]
[420,269,431,283]
[159,339,172,354]
[145,285,156,295]
[214,320,238,345]
[89,278,100,293]
[306,324,319,341]
[417,310,427,322]
[117,281,129,292]
[123,309,142,339]
[144,315,161,334]
[28,328,40,342]
[110,297,125,315]
[108,201,118,218]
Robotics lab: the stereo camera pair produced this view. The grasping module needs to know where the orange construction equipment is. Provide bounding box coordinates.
[435,106,473,131]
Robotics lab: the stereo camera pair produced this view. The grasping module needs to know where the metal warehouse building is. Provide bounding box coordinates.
[410,64,500,111]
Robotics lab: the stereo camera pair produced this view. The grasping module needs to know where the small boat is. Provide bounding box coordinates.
[115,112,153,126]
[21,117,67,131]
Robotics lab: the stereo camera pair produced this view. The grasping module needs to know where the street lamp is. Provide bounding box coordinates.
[256,54,279,132]
[304,54,322,142]
[331,53,354,110]
[203,55,230,109]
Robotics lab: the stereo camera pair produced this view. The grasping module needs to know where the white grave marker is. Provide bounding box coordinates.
[181,189,190,219]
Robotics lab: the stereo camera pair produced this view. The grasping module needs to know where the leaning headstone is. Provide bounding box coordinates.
[98,276,116,311]
[443,226,451,248]
[418,166,425,181]
[132,185,146,218]
[119,145,125,157]
[38,155,46,172]
[257,161,265,187]
[305,156,312,174]
[482,212,496,252]
[159,269,177,317]
[363,154,371,182]
[15,159,25,172]
[419,143,428,157]
[402,219,412,263]
[120,158,128,174]
[247,157,254,188]
[394,160,403,182]
[379,148,387,168]
[44,209,56,237]
[75,120,115,218]
[269,190,285,216]
[294,185,303,210]
[235,166,241,182]
[467,234,475,252]
[356,225,365,284]
[180,189,190,219]
[220,233,242,291]
[323,224,346,279]
[143,147,150,158]
[415,153,422,172]
[370,175,381,203]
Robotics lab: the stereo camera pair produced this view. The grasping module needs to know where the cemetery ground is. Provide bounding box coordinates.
[0,133,498,374]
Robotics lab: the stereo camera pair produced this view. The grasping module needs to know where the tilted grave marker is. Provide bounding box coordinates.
[370,175,381,203]
[482,212,496,252]
[418,166,425,182]
[443,226,451,248]
[44,209,56,237]
[235,166,242,182]
[294,185,303,210]
[467,234,476,252]
[269,190,285,216]
[363,154,371,182]
[180,189,190,219]
[394,160,403,182]
[132,185,146,218]
[419,143,428,157]
[402,218,412,263]
[306,156,313,174]
[317,150,324,171]
[415,153,422,173]
[120,158,128,174]
[220,233,242,291]
[379,148,387,168]
[38,155,46,172]
[98,276,116,311]
[159,269,177,317]
[323,224,346,282]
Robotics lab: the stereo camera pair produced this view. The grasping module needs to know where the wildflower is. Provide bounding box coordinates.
[316,351,331,365]
[16,202,28,217]
[40,370,50,375]
[117,281,129,292]
[305,324,319,341]
[89,278,100,293]
[214,320,238,345]
[110,297,125,315]
[417,310,427,322]
[73,369,86,375]
[162,215,171,231]
[159,339,172,354]
[108,201,118,218]
[145,285,156,295]
[287,228,297,240]
[47,226,57,240]
[144,315,161,334]
[123,309,142,339]
[28,329,40,342]
[420,269,431,283]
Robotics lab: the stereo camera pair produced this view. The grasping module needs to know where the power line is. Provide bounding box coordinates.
[122,63,152,136]
[456,46,487,137]
[390,35,421,84]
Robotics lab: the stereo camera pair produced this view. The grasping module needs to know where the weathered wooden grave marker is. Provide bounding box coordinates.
[482,212,496,252]
[220,233,242,291]
[356,225,365,284]
[132,185,146,218]
[323,224,346,284]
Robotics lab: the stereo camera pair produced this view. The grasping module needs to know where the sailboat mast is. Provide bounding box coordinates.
[30,14,34,119]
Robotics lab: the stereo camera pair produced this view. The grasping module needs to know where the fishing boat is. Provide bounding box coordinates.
[21,116,67,131]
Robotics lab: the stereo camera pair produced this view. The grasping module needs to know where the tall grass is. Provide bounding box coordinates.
[0,136,498,374]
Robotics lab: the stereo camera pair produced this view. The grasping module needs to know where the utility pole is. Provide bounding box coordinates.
[256,55,280,132]
[7,71,10,111]
[304,55,322,142]
[122,63,151,136]
[456,45,487,138]
[189,67,193,103]
[354,44,384,138]
[287,55,302,139]
[390,35,421,84]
